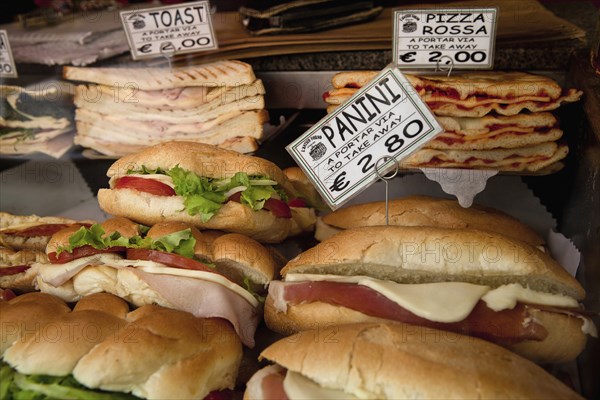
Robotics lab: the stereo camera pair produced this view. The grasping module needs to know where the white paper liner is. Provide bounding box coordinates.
[420,168,499,208]
[547,230,581,277]
[0,160,94,216]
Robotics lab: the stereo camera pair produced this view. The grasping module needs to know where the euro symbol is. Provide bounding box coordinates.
[138,44,152,54]
[399,52,416,63]
[329,172,349,192]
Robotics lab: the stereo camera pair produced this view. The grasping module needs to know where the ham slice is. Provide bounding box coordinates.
[129,269,259,347]
[271,280,549,344]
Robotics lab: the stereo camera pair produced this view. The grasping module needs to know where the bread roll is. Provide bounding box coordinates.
[249,322,583,399]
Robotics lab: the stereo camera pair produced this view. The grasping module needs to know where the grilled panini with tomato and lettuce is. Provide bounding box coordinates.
[36,217,276,347]
[0,212,94,292]
[97,141,318,243]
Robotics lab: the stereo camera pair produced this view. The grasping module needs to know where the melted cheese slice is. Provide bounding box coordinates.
[285,274,488,323]
[283,371,357,400]
[284,274,579,323]
[37,253,258,307]
[482,283,578,311]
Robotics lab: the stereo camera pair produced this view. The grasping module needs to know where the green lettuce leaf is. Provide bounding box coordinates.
[127,165,285,221]
[57,224,138,255]
[1,361,139,400]
[148,228,196,258]
[241,185,278,210]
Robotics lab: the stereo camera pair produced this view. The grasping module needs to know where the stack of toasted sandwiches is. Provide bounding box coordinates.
[64,60,268,157]
[1,85,73,157]
[324,70,582,172]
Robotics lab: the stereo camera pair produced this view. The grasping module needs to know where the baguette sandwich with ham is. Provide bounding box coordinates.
[1,292,241,400]
[97,141,318,243]
[35,217,277,347]
[245,322,583,399]
[265,226,597,364]
[315,195,544,246]
[0,212,94,292]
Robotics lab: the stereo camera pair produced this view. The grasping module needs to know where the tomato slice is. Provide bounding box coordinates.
[126,248,224,275]
[288,197,307,208]
[0,288,17,302]
[228,193,291,218]
[48,245,127,264]
[115,176,176,196]
[264,198,292,218]
[0,265,30,276]
[203,390,234,400]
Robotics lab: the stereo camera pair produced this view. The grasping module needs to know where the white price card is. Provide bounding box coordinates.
[393,8,497,69]
[120,1,217,61]
[0,30,17,78]
[287,66,442,210]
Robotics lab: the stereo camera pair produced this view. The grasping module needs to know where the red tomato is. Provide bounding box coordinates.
[264,198,292,218]
[203,390,234,400]
[0,265,30,276]
[48,245,126,264]
[115,176,176,196]
[126,248,224,276]
[0,288,17,301]
[288,197,307,208]
[228,193,292,218]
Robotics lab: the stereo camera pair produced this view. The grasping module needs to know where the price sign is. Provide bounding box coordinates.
[393,8,497,69]
[0,30,17,78]
[287,66,442,209]
[120,1,217,61]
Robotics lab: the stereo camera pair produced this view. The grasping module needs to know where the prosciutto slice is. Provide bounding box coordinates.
[271,281,548,344]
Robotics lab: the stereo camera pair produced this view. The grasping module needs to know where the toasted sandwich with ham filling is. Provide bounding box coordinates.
[265,226,597,364]
[36,217,277,347]
[97,141,317,243]
[245,323,583,399]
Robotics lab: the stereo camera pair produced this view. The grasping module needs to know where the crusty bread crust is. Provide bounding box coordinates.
[211,233,276,286]
[64,60,256,90]
[2,293,242,399]
[105,141,294,195]
[263,296,587,365]
[0,292,70,354]
[259,322,583,399]
[98,188,297,243]
[318,196,544,246]
[284,226,584,300]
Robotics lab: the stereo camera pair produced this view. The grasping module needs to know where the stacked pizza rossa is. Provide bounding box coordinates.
[64,60,268,157]
[323,71,582,172]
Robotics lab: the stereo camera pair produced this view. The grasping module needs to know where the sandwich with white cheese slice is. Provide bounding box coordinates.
[97,141,317,243]
[265,226,597,364]
[36,217,277,347]
[245,322,583,399]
